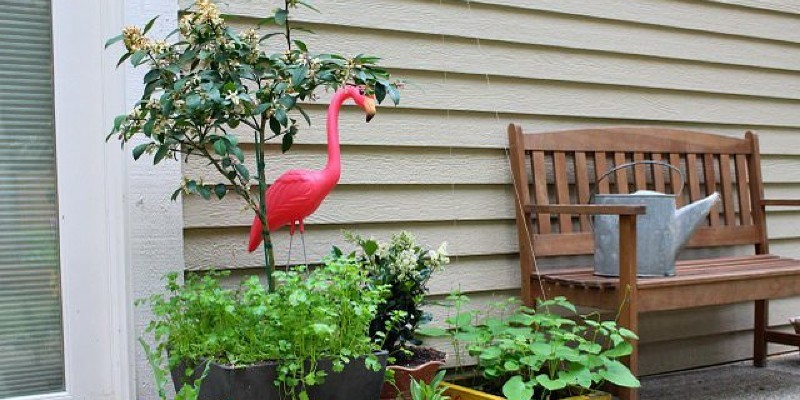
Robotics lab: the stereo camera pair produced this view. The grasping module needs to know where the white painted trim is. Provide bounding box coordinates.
[49,0,132,399]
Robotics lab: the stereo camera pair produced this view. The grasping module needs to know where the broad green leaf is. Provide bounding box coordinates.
[536,374,567,391]
[603,342,633,358]
[235,164,250,181]
[599,360,640,388]
[502,376,533,400]
[153,145,169,164]
[281,132,294,153]
[445,312,473,328]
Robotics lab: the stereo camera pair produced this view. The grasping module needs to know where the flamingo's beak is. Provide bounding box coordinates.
[364,97,376,123]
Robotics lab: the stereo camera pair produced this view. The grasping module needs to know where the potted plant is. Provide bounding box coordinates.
[423,293,639,400]
[106,0,401,398]
[140,256,390,400]
[343,231,450,400]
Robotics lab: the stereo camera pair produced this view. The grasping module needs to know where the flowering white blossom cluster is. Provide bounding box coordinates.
[364,231,449,282]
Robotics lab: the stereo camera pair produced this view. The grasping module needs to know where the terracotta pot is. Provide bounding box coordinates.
[442,382,612,400]
[380,359,445,400]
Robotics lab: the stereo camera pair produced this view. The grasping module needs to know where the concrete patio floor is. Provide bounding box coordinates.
[641,353,800,399]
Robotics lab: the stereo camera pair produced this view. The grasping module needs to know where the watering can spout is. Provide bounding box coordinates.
[674,192,721,251]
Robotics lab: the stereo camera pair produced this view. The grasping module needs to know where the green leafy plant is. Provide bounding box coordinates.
[422,293,639,400]
[139,256,389,400]
[410,370,451,400]
[343,231,449,357]
[106,0,400,289]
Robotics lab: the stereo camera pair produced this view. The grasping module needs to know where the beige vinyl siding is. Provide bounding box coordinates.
[180,0,800,373]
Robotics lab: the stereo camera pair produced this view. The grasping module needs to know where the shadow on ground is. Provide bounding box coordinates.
[641,354,800,400]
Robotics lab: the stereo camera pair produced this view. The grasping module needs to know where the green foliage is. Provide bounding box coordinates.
[410,370,450,400]
[428,294,640,400]
[342,231,449,354]
[107,0,402,287]
[140,256,388,400]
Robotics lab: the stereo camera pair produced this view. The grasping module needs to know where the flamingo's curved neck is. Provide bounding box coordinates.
[324,89,350,183]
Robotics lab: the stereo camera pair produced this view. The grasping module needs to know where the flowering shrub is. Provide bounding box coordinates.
[106,0,400,288]
[342,231,449,355]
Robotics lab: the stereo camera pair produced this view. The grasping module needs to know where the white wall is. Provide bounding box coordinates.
[123,1,182,399]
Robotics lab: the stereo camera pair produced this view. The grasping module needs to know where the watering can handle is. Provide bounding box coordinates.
[590,160,685,202]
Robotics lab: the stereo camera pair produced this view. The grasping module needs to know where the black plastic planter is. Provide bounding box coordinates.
[172,352,388,400]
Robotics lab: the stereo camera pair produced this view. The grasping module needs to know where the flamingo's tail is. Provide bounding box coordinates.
[247,215,263,252]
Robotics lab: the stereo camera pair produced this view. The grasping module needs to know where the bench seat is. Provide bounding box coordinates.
[536,255,800,312]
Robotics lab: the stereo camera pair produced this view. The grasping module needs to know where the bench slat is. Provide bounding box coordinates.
[532,151,551,234]
[704,154,721,226]
[735,154,752,226]
[574,152,591,231]
[719,154,736,225]
[553,151,572,233]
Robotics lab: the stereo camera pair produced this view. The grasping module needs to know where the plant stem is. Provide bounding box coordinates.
[255,117,276,291]
[284,0,292,50]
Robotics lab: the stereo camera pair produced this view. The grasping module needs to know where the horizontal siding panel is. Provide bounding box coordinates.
[184,212,800,270]
[184,183,800,228]
[184,145,800,185]
[219,254,521,296]
[228,22,800,100]
[183,185,514,228]
[708,0,800,15]
[471,0,800,44]
[226,105,800,155]
[184,220,519,270]
[205,0,800,71]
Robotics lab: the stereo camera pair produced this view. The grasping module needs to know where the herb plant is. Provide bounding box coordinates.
[140,256,388,400]
[423,294,640,400]
[410,370,451,400]
[343,231,449,357]
[106,0,400,289]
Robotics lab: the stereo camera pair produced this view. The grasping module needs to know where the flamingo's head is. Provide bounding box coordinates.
[346,86,377,123]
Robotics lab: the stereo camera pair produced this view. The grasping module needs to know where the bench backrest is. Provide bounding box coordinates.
[508,125,769,259]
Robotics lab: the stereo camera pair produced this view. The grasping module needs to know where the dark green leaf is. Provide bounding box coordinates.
[374,83,386,103]
[275,108,288,126]
[274,9,288,26]
[116,52,132,67]
[214,184,227,199]
[235,164,250,181]
[415,327,447,337]
[170,188,182,201]
[269,117,282,135]
[536,374,567,392]
[153,145,169,164]
[258,16,276,26]
[143,16,159,34]
[198,186,212,200]
[296,106,311,126]
[298,1,320,13]
[132,143,150,160]
[230,146,245,163]
[281,132,294,153]
[259,32,283,42]
[293,40,308,52]
[105,34,124,49]
[213,139,227,156]
[130,50,147,66]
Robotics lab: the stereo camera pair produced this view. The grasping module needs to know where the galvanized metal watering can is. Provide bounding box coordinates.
[592,161,721,277]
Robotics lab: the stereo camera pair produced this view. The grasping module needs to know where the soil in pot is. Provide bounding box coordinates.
[380,347,446,400]
[173,352,388,400]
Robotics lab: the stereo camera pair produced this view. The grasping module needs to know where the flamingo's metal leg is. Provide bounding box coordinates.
[299,220,308,266]
[286,228,294,267]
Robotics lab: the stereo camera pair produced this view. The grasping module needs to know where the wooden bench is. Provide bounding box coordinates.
[507,125,800,400]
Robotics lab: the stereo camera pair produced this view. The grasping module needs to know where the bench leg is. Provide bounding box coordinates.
[617,214,639,400]
[754,299,769,367]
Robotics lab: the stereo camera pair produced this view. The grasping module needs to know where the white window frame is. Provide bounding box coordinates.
[25,0,136,399]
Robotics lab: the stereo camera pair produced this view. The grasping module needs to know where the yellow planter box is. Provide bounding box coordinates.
[442,382,612,400]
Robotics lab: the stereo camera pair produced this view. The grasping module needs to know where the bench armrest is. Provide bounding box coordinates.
[760,199,800,207]
[526,204,646,215]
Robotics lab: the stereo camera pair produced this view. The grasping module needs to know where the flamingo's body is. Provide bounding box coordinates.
[247,86,375,252]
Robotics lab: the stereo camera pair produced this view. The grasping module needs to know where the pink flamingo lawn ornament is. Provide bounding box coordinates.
[247,86,377,253]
